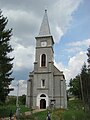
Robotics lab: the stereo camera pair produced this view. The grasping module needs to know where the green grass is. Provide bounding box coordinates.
[51,100,90,120]
[19,105,30,113]
[0,104,30,118]
[62,110,90,120]
[20,110,48,120]
[0,105,16,117]
[67,99,84,110]
[0,100,90,120]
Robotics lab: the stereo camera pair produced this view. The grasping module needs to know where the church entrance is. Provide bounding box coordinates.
[37,93,48,109]
[40,99,46,109]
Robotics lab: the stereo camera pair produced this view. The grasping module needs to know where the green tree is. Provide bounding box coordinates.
[69,75,82,99]
[69,63,88,101]
[0,10,14,103]
[80,63,88,104]
[19,94,26,105]
[87,46,90,110]
[87,46,90,73]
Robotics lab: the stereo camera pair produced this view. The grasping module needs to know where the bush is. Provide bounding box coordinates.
[62,110,87,120]
[0,105,16,117]
[7,96,16,105]
[19,94,26,105]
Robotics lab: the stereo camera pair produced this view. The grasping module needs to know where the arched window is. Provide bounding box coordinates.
[41,54,46,67]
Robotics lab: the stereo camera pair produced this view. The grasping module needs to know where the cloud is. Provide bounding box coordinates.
[3,9,38,47]
[68,39,90,47]
[12,40,35,71]
[55,50,87,85]
[64,39,90,55]
[49,0,82,42]
[66,47,82,54]
[1,0,82,43]
[10,80,27,96]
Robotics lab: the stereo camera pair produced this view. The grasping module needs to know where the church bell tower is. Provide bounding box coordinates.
[34,10,54,73]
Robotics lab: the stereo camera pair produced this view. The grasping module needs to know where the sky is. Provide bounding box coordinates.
[0,0,90,96]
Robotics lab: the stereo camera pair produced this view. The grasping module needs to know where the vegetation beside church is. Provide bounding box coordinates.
[0,10,14,103]
[20,100,90,120]
[68,46,90,111]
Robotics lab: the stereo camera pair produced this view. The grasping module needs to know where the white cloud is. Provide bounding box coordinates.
[66,47,82,53]
[64,39,90,55]
[55,50,87,85]
[9,80,27,96]
[9,36,35,71]
[2,0,82,43]
[13,42,35,71]
[68,39,90,47]
[3,9,40,42]
[54,26,64,43]
[49,0,82,42]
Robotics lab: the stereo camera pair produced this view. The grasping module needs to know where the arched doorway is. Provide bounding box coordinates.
[40,99,46,109]
[37,93,48,109]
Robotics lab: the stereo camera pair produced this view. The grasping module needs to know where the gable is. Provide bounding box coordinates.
[53,65,65,79]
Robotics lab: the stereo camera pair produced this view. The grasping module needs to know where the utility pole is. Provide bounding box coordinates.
[80,74,85,109]
[16,82,20,120]
[16,82,19,106]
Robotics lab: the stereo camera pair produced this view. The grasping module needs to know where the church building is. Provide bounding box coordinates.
[26,10,67,109]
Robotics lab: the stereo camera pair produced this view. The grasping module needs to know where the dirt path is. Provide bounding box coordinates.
[25,109,46,116]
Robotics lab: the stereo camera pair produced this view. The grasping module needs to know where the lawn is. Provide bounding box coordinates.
[27,100,90,120]
[20,110,48,120]
[52,100,90,120]
[0,100,90,120]
[0,104,30,118]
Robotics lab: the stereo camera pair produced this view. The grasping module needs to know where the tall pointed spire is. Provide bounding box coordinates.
[38,10,51,37]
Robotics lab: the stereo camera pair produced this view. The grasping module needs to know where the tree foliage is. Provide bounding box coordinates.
[80,63,88,103]
[87,46,90,73]
[69,75,82,99]
[19,94,26,105]
[86,46,90,110]
[69,63,88,100]
[0,10,14,103]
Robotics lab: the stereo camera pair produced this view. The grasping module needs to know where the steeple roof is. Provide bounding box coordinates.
[38,10,51,37]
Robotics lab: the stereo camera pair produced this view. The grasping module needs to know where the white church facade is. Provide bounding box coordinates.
[26,10,67,109]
